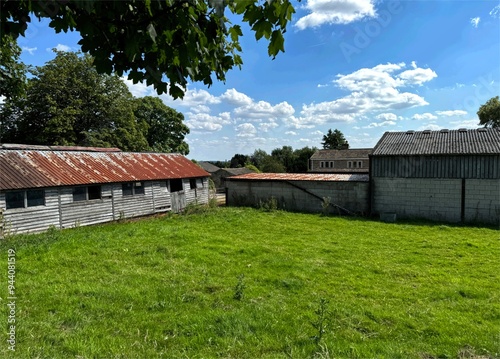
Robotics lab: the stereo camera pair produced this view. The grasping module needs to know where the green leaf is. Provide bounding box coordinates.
[268,30,284,58]
[253,20,272,41]
[147,23,157,43]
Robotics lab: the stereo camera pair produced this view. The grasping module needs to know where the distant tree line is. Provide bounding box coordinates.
[212,146,317,173]
[0,39,190,153]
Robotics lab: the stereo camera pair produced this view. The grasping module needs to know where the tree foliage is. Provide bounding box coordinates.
[477,96,500,128]
[1,0,295,99]
[321,129,349,150]
[230,153,249,168]
[0,51,190,153]
[0,35,26,100]
[134,96,190,154]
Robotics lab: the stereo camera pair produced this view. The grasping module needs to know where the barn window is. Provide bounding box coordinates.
[169,179,183,192]
[27,189,45,206]
[122,182,145,196]
[6,189,45,209]
[122,183,133,196]
[73,186,102,202]
[348,161,352,168]
[357,161,362,168]
[134,182,145,195]
[6,191,25,209]
[320,161,324,168]
[330,161,334,168]
[88,185,102,200]
[189,178,203,189]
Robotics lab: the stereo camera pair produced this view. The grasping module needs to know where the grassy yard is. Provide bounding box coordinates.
[1,207,499,358]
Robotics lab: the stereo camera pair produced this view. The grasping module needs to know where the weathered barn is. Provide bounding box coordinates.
[0,144,210,235]
[309,148,372,174]
[370,128,500,225]
[226,173,369,214]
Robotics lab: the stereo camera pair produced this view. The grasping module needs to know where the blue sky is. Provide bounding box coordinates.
[16,0,500,160]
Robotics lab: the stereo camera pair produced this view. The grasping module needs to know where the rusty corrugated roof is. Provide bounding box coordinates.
[0,147,209,191]
[227,173,369,182]
[372,128,500,156]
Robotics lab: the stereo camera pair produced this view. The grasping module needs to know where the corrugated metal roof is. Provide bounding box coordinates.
[228,173,369,182]
[372,128,500,156]
[310,148,373,160]
[0,148,209,191]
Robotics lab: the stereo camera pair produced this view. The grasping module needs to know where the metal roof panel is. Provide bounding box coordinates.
[372,128,500,156]
[0,148,209,190]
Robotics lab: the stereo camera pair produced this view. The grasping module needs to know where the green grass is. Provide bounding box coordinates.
[1,207,499,358]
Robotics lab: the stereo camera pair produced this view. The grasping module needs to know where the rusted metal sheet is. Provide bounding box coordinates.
[227,173,369,182]
[0,148,209,191]
[372,128,500,156]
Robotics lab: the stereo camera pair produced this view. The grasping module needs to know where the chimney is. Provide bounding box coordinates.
[341,141,349,150]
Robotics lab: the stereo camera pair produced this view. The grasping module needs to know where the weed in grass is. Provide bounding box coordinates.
[259,197,278,211]
[321,197,331,216]
[310,298,330,345]
[233,274,246,301]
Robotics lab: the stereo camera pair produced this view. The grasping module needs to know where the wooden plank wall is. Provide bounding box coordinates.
[0,177,209,234]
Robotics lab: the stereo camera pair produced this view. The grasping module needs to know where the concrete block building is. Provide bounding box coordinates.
[370,128,500,225]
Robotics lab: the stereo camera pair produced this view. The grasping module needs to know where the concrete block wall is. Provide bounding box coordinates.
[372,178,462,222]
[226,180,369,214]
[373,178,500,225]
[465,179,500,225]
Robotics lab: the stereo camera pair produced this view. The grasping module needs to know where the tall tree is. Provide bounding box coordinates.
[1,51,148,151]
[271,145,295,172]
[134,96,190,154]
[478,96,500,128]
[250,149,269,171]
[291,146,317,173]
[261,156,285,173]
[321,129,349,150]
[1,0,294,98]
[230,154,249,168]
[0,35,26,100]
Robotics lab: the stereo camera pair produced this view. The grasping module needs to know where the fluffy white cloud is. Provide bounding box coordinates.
[398,67,437,86]
[181,88,221,106]
[220,88,253,106]
[49,44,72,52]
[412,113,438,121]
[185,112,231,132]
[234,100,295,120]
[365,120,396,128]
[121,77,154,98]
[375,113,398,121]
[285,131,298,136]
[22,46,37,55]
[259,121,279,132]
[435,110,468,117]
[295,0,377,30]
[470,17,480,28]
[285,62,435,129]
[236,123,257,138]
